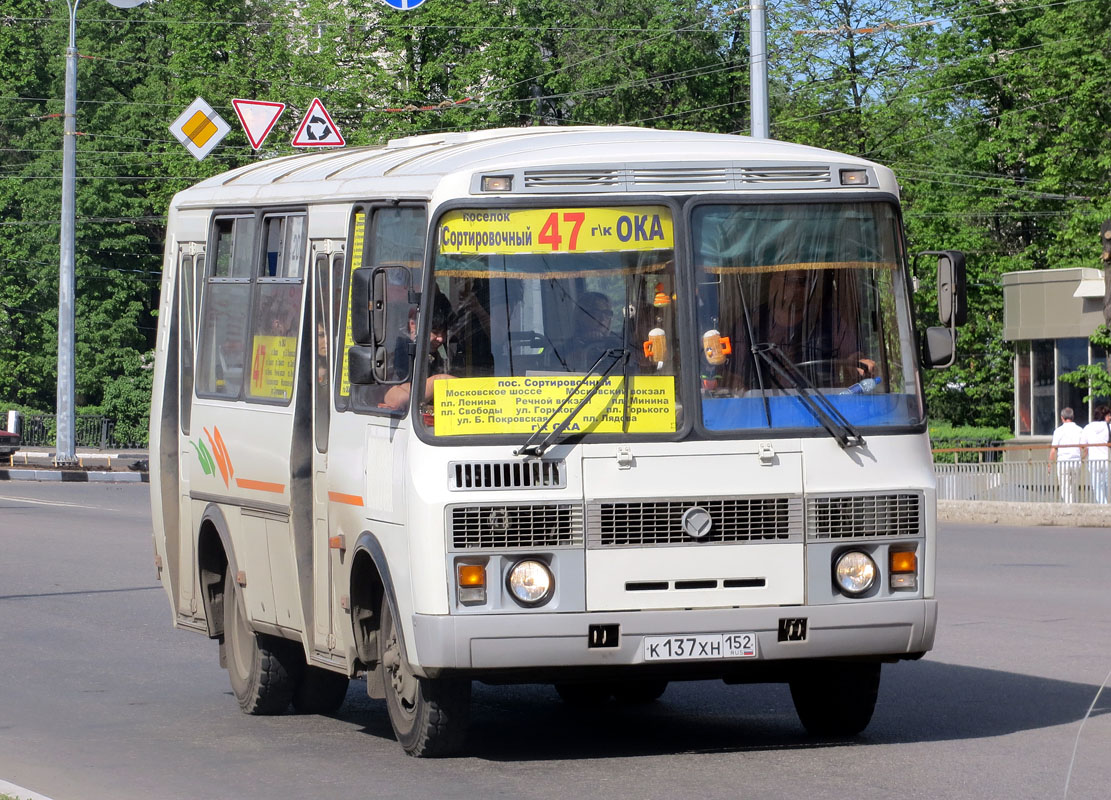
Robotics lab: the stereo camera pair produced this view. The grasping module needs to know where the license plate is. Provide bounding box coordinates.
[643,632,758,661]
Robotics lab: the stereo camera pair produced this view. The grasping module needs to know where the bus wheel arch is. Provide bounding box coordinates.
[196,504,236,640]
[349,534,388,671]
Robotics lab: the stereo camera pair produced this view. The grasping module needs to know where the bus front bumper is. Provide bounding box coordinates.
[409,598,936,677]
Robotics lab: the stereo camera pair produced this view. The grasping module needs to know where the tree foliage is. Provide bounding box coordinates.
[2,0,1110,437]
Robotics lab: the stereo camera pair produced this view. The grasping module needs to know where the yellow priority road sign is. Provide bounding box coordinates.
[170,97,231,161]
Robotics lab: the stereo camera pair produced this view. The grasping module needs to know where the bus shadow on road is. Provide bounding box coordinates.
[389,658,1111,761]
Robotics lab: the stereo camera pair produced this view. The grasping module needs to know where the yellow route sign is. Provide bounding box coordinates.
[433,375,677,436]
[438,207,673,255]
[248,335,296,400]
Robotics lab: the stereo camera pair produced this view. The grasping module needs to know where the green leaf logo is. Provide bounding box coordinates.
[195,439,215,476]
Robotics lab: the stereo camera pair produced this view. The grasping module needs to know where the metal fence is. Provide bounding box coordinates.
[934,443,1110,504]
[16,414,145,450]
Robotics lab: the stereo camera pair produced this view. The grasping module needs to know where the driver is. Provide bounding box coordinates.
[722,269,875,392]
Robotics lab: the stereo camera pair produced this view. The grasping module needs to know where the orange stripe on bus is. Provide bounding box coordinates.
[213,427,234,481]
[328,491,364,507]
[235,478,286,494]
[203,427,230,488]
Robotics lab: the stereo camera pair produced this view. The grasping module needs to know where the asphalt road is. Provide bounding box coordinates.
[1,482,1110,800]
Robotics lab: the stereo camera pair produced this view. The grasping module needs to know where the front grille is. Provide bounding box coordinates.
[450,503,583,549]
[806,493,922,539]
[449,460,565,491]
[587,497,802,547]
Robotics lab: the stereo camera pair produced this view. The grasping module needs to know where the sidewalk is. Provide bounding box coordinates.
[0,447,149,483]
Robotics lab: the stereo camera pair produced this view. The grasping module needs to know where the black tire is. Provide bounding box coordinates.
[378,593,470,757]
[222,571,297,715]
[789,661,881,737]
[613,679,668,705]
[292,666,349,715]
[554,682,613,707]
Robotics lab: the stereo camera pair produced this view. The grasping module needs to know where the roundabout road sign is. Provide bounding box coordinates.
[379,0,427,8]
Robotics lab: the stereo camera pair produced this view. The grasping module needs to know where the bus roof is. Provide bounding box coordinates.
[170,126,896,209]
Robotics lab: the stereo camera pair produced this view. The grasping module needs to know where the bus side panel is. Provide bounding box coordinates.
[190,401,304,635]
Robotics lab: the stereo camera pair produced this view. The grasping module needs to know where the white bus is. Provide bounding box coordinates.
[150,126,962,756]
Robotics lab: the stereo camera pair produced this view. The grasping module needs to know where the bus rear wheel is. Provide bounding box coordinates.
[789,661,881,738]
[378,594,470,757]
[222,571,296,715]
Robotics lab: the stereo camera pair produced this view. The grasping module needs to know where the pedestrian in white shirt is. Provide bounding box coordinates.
[1083,404,1111,503]
[1050,407,1085,503]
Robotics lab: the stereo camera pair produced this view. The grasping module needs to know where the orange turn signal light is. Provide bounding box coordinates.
[458,564,486,587]
[890,551,917,574]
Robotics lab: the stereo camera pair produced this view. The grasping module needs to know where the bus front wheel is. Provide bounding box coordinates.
[222,571,297,715]
[378,594,470,757]
[789,660,881,737]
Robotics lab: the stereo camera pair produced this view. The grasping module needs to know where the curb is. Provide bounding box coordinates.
[0,469,148,483]
[939,499,1111,528]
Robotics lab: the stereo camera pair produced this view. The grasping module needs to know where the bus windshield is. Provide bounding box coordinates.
[422,206,681,438]
[692,201,923,431]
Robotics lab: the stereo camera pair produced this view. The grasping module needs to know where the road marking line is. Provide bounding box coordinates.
[0,495,101,510]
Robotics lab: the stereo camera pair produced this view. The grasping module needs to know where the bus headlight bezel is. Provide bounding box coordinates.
[834,550,878,597]
[506,559,554,607]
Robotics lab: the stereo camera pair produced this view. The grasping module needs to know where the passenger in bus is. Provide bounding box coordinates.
[316,321,328,387]
[379,302,453,411]
[568,291,623,371]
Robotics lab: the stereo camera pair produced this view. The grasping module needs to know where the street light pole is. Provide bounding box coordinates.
[55,0,148,466]
[749,0,769,139]
[56,0,81,466]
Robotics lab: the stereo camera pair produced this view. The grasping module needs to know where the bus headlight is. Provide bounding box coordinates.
[834,551,877,596]
[506,559,554,606]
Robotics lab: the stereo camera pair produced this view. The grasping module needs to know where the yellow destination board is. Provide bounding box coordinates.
[438,207,673,255]
[339,211,366,398]
[433,375,676,436]
[249,335,297,400]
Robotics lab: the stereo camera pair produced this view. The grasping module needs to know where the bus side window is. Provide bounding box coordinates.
[314,252,331,452]
[347,205,427,414]
[197,216,254,398]
[246,213,306,404]
[179,252,194,434]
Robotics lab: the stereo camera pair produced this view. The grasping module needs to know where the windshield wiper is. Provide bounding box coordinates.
[514,347,629,458]
[751,343,865,450]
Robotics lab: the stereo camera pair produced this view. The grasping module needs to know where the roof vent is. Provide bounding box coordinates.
[522,169,623,190]
[630,166,732,189]
[737,165,831,184]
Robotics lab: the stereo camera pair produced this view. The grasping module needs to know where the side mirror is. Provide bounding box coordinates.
[936,250,967,327]
[347,344,377,385]
[347,264,415,386]
[349,267,373,346]
[925,326,956,369]
[349,265,414,346]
